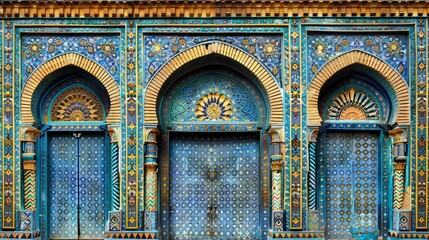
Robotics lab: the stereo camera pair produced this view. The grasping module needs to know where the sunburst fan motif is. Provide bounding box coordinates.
[326,88,380,121]
[50,87,104,121]
[195,92,232,121]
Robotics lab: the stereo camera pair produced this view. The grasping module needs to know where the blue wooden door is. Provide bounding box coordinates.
[323,131,379,239]
[169,133,260,239]
[48,132,106,239]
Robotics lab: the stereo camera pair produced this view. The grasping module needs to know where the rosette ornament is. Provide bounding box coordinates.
[195,92,232,121]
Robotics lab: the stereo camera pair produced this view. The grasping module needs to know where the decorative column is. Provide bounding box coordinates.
[390,128,408,209]
[108,127,122,231]
[20,127,40,231]
[270,129,284,231]
[21,127,40,211]
[307,129,320,231]
[144,129,159,230]
[393,162,406,210]
[109,127,121,211]
[390,127,410,231]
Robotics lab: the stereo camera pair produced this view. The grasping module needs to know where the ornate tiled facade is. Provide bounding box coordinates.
[0,1,428,240]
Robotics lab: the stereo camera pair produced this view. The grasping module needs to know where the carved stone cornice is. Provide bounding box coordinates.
[1,1,429,18]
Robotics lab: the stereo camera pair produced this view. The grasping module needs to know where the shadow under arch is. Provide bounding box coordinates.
[21,53,120,125]
[144,41,284,127]
[308,50,409,127]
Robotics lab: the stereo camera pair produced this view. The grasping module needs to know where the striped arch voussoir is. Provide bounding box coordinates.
[308,50,409,127]
[144,42,284,126]
[21,53,120,125]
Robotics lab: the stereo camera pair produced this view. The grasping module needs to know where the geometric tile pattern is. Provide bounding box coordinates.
[393,164,406,210]
[20,210,34,231]
[289,18,303,230]
[22,35,120,83]
[307,210,319,232]
[144,211,156,231]
[3,20,15,229]
[164,69,266,125]
[23,169,36,210]
[126,21,138,229]
[272,171,282,211]
[143,35,282,86]
[307,34,408,81]
[104,232,157,239]
[393,210,411,231]
[169,132,259,239]
[324,131,379,239]
[109,211,122,231]
[48,133,105,239]
[145,170,157,212]
[273,211,284,231]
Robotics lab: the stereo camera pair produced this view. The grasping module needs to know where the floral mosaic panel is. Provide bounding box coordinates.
[307,34,408,83]
[22,35,120,83]
[161,67,267,128]
[144,35,282,87]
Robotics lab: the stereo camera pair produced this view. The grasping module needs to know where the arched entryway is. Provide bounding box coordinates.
[22,59,120,239]
[156,54,273,239]
[311,62,408,239]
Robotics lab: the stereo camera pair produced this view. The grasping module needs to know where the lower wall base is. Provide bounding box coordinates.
[268,230,324,239]
[104,231,158,239]
[0,231,40,239]
[388,230,429,239]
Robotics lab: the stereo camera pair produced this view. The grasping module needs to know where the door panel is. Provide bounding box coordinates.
[48,132,106,240]
[324,131,379,239]
[49,134,79,239]
[169,133,260,239]
[78,134,106,239]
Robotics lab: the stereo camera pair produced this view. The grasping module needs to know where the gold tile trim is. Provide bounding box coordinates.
[1,2,429,18]
[144,42,283,126]
[21,53,120,124]
[308,50,409,127]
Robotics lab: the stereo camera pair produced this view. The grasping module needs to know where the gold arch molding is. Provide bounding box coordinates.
[144,42,284,125]
[21,53,121,124]
[308,50,410,127]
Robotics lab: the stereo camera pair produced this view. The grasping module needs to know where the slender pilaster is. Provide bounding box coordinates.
[270,129,285,231]
[394,162,406,210]
[389,128,408,211]
[21,127,40,211]
[109,127,121,211]
[144,129,159,230]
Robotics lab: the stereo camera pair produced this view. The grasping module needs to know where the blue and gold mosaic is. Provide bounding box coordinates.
[323,131,379,239]
[307,34,408,83]
[169,133,260,239]
[22,35,121,83]
[144,35,282,87]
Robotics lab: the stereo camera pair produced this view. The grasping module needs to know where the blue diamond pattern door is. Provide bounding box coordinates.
[324,131,379,239]
[49,132,106,239]
[169,133,260,239]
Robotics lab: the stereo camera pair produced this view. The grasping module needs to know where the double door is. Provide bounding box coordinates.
[48,132,106,240]
[322,131,380,239]
[169,132,260,239]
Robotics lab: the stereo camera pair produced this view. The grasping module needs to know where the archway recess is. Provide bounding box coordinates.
[308,50,409,127]
[21,53,121,124]
[144,41,284,126]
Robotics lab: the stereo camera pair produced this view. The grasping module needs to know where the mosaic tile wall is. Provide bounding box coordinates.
[0,17,425,240]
